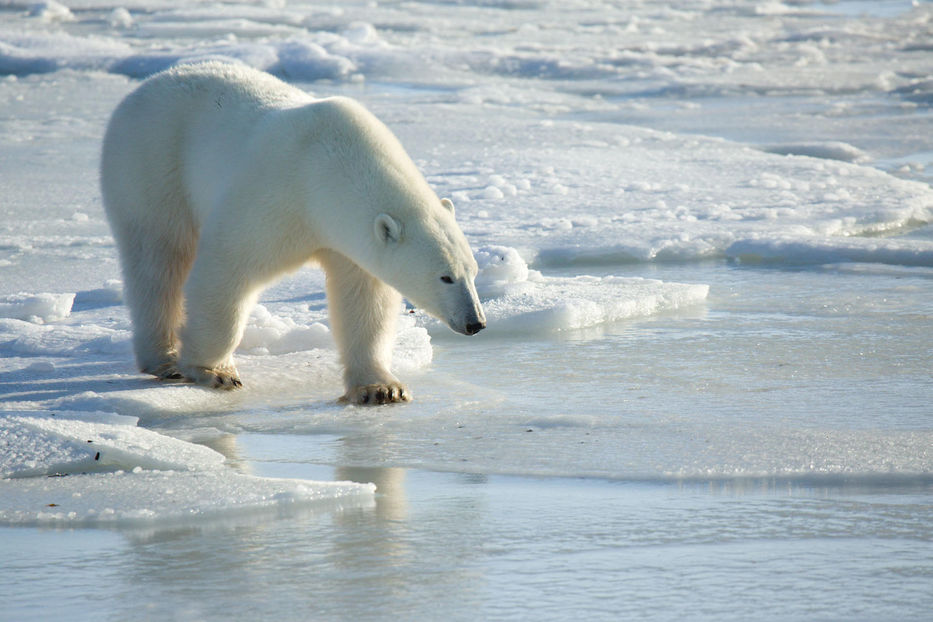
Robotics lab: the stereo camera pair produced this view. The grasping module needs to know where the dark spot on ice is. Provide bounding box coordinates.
[94,452,100,461]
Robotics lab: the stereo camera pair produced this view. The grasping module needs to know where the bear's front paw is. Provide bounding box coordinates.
[180,365,243,390]
[340,383,411,405]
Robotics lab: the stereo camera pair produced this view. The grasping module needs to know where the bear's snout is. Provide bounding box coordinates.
[443,279,485,336]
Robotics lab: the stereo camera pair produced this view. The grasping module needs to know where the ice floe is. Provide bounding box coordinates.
[0,410,374,525]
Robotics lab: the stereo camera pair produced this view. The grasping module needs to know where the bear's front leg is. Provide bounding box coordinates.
[319,250,412,405]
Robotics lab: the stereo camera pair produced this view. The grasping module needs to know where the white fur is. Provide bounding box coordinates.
[100,62,485,403]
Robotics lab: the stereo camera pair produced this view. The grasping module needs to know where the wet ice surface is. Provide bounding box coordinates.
[2,0,933,619]
[2,471,932,621]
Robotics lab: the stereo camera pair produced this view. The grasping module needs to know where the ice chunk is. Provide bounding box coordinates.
[474,245,532,297]
[0,411,225,478]
[482,185,504,200]
[28,1,74,23]
[273,39,356,81]
[761,142,869,163]
[479,275,709,334]
[238,304,333,355]
[393,313,433,371]
[0,293,74,323]
[108,8,134,30]
[341,22,380,45]
[464,246,710,333]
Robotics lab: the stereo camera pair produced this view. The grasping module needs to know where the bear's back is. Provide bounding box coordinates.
[129,62,307,113]
[105,61,312,160]
[103,63,317,220]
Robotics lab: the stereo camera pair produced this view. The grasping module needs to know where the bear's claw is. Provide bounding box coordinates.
[340,383,411,405]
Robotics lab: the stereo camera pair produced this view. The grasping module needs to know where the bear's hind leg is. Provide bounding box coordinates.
[175,247,252,390]
[118,224,196,380]
[318,250,411,405]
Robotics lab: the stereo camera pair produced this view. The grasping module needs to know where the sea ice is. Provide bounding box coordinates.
[0,409,374,526]
[0,469,374,526]
[0,410,224,478]
[727,236,933,266]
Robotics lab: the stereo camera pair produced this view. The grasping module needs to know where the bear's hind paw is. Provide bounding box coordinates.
[142,358,181,379]
[157,366,186,382]
[179,365,243,390]
[340,383,411,406]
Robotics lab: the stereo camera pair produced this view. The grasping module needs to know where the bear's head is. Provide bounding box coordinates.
[301,97,485,336]
[370,197,486,336]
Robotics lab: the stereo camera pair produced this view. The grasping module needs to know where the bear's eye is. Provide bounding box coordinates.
[440,276,454,284]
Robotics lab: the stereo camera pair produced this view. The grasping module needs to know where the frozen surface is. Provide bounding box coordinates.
[1,0,932,620]
[0,469,373,527]
[0,410,223,478]
[727,235,933,265]
[0,409,374,525]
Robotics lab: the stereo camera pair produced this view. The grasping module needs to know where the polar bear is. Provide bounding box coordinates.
[100,62,485,404]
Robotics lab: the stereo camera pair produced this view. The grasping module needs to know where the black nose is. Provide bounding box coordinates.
[465,321,485,335]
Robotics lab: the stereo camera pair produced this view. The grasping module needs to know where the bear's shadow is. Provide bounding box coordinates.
[0,359,157,405]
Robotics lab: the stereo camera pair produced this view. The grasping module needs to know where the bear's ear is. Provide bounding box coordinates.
[441,197,455,218]
[374,213,402,244]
